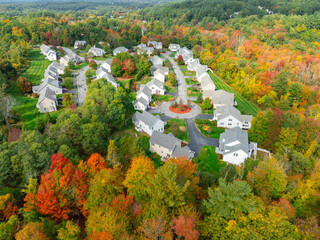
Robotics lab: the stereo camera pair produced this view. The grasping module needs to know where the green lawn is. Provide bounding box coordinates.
[179,65,187,69]
[164,119,189,142]
[193,146,226,175]
[201,108,214,114]
[164,81,175,93]
[7,49,61,130]
[181,69,196,76]
[158,95,174,102]
[208,71,260,116]
[194,119,225,139]
[187,87,200,97]
[169,52,175,58]
[185,78,197,85]
[140,76,151,84]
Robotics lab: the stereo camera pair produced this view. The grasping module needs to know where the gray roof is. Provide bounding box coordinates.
[104,58,113,65]
[154,68,165,77]
[114,46,128,54]
[89,46,105,55]
[132,111,163,128]
[172,145,195,159]
[150,132,180,151]
[215,105,252,123]
[151,55,163,65]
[137,85,152,98]
[134,97,148,108]
[187,59,200,70]
[196,67,207,79]
[201,76,215,90]
[212,90,234,105]
[151,65,169,75]
[37,87,56,106]
[146,79,164,89]
[219,126,249,155]
[50,61,65,71]
[203,89,215,99]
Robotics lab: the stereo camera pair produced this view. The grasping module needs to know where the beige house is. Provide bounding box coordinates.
[36,88,58,113]
[149,132,195,161]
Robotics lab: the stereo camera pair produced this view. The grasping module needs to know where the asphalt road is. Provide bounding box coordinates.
[186,118,219,157]
[75,65,89,106]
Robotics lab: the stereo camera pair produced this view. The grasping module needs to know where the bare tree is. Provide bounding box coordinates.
[0,96,16,132]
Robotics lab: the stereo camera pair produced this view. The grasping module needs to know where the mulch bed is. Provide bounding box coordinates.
[169,105,191,114]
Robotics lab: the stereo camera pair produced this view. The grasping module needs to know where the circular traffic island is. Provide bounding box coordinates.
[169,104,192,114]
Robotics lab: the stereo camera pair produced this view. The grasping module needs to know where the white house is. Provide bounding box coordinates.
[146,78,165,95]
[50,62,65,75]
[113,46,129,55]
[134,98,149,111]
[36,87,58,113]
[60,52,81,66]
[40,44,57,61]
[88,46,106,57]
[132,111,165,136]
[137,47,154,56]
[196,66,209,82]
[201,75,216,100]
[148,41,162,51]
[169,44,181,52]
[216,126,257,165]
[213,104,252,129]
[151,55,163,66]
[74,40,86,49]
[136,85,152,103]
[32,77,63,95]
[175,47,193,62]
[212,90,236,108]
[151,65,169,75]
[96,67,119,89]
[149,132,195,161]
[154,68,166,83]
[100,59,113,73]
[187,58,201,71]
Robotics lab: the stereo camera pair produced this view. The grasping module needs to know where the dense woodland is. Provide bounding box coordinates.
[0,0,320,239]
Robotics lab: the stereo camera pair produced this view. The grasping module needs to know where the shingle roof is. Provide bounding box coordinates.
[219,126,249,155]
[132,111,164,128]
[114,47,128,53]
[172,145,195,159]
[37,87,56,106]
[146,79,164,89]
[137,85,152,98]
[150,132,180,151]
[212,90,234,105]
[134,97,148,108]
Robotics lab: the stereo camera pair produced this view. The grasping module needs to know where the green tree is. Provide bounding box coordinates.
[168,72,176,86]
[288,82,302,106]
[203,178,256,220]
[0,215,19,240]
[62,77,74,89]
[201,97,212,110]
[57,221,81,240]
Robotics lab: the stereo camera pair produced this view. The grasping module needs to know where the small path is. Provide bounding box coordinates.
[186,118,219,157]
[159,102,201,119]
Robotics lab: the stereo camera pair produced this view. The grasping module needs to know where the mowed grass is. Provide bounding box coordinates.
[8,48,58,130]
[208,71,260,116]
[193,146,225,175]
[164,119,189,142]
[194,119,225,139]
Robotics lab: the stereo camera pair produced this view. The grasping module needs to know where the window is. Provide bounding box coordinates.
[228,123,232,126]
[221,122,224,125]
[233,153,238,157]
[44,108,46,110]
[151,143,154,146]
[229,119,232,121]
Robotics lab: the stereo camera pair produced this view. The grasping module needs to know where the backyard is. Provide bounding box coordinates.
[164,119,189,142]
[7,48,61,130]
[194,119,225,139]
[185,78,197,85]
[193,146,225,175]
[208,71,260,116]
[181,69,196,76]
[187,86,201,97]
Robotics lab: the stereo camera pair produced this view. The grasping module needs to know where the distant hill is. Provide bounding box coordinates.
[141,0,320,22]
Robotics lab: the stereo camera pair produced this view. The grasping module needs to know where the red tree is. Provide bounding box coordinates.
[177,55,184,65]
[173,214,199,240]
[121,59,135,77]
[16,77,31,94]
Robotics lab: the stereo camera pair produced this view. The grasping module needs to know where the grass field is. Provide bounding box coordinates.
[208,71,260,116]
[7,49,61,130]
[181,69,196,76]
[193,146,225,175]
[179,65,187,69]
[164,119,189,142]
[187,86,201,97]
[186,78,197,85]
[194,119,225,139]
[158,95,174,102]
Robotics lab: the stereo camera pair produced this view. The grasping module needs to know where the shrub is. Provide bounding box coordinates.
[62,77,74,89]
[16,77,32,94]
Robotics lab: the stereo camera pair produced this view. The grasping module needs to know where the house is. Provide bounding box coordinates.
[60,52,81,66]
[169,44,181,52]
[113,46,129,55]
[216,126,257,165]
[148,41,162,51]
[135,43,147,50]
[50,62,65,75]
[149,132,195,161]
[196,66,208,82]
[36,87,58,113]
[96,67,118,89]
[146,79,165,95]
[74,40,86,49]
[132,111,165,136]
[32,77,63,95]
[100,59,113,73]
[212,90,236,108]
[201,75,216,100]
[213,105,252,129]
[154,68,166,83]
[88,46,106,57]
[187,58,201,71]
[133,97,149,111]
[151,65,169,75]
[175,47,193,62]
[44,66,59,80]
[151,55,163,66]
[136,85,152,103]
[40,44,57,61]
[137,47,154,56]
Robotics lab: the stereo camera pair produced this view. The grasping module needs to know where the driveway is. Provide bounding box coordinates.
[75,65,89,106]
[162,53,188,104]
[186,118,219,157]
[195,114,213,120]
